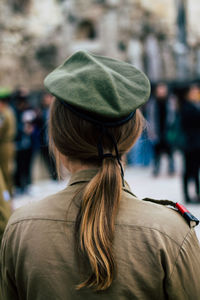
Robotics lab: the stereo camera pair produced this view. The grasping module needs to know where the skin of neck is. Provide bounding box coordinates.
[60,153,98,174]
[58,150,126,175]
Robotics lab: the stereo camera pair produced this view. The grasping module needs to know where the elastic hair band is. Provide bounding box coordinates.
[97,126,125,187]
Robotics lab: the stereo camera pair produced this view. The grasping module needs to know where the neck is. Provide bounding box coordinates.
[61,154,98,174]
[69,163,98,174]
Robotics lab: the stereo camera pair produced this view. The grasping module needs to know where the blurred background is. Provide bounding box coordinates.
[0,0,199,237]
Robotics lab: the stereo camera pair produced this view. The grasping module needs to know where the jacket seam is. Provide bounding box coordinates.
[5,217,189,246]
[167,229,193,281]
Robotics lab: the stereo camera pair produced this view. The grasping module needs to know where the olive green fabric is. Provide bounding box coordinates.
[1,169,200,300]
[0,168,11,246]
[0,168,11,300]
[0,88,11,100]
[44,51,151,119]
[0,106,16,194]
[0,106,16,143]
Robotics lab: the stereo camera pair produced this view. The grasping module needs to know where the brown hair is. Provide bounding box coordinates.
[49,98,144,290]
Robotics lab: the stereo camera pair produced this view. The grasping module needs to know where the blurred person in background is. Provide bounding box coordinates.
[126,102,153,167]
[13,89,37,194]
[180,84,200,203]
[147,83,176,176]
[0,88,16,196]
[0,167,11,246]
[0,167,11,300]
[126,127,153,167]
[39,92,57,180]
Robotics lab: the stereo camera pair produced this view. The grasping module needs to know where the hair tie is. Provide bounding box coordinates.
[97,126,125,187]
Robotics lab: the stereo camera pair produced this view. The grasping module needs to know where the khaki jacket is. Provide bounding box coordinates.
[0,168,11,245]
[1,169,200,300]
[0,106,16,144]
[0,168,11,300]
[0,106,16,194]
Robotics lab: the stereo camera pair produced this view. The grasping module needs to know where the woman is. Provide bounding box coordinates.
[0,167,11,300]
[0,89,16,195]
[0,167,11,246]
[1,51,200,299]
[180,85,200,203]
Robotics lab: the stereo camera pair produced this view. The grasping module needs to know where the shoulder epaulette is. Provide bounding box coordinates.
[142,198,199,228]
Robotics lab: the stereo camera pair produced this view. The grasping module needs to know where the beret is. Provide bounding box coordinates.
[44,50,150,121]
[0,88,12,99]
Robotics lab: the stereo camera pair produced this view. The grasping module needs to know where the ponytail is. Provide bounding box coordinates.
[49,99,144,291]
[76,157,122,290]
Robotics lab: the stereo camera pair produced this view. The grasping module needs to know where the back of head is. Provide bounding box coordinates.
[49,100,144,290]
[45,50,150,291]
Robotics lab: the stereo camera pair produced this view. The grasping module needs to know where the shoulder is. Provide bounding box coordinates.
[117,190,192,247]
[6,185,76,228]
[6,107,15,121]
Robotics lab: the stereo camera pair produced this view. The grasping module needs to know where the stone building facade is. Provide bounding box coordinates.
[0,0,200,89]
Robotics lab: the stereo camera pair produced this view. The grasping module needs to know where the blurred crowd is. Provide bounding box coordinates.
[0,82,200,205]
[0,88,57,198]
[127,82,200,203]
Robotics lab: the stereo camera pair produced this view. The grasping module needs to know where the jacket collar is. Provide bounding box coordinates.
[68,168,135,195]
[68,169,99,186]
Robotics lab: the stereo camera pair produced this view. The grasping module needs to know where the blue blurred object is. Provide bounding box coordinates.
[127,130,153,166]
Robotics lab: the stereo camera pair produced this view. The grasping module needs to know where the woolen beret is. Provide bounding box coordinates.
[0,88,12,99]
[44,50,150,120]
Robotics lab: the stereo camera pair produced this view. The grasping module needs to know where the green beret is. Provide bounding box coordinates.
[44,51,150,120]
[0,88,12,100]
